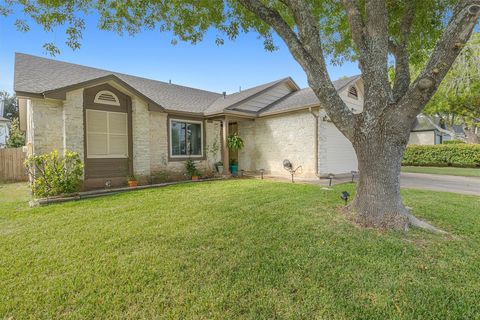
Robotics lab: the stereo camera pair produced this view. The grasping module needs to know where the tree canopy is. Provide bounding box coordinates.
[425,32,480,142]
[1,1,460,66]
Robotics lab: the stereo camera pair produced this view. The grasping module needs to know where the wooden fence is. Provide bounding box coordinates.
[0,147,28,182]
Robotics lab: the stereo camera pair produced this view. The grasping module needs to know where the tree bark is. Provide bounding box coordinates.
[464,124,480,143]
[348,120,411,230]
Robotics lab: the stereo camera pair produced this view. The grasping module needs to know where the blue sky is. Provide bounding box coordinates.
[0,12,360,95]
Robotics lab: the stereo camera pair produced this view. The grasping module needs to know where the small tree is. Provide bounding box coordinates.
[6,118,25,148]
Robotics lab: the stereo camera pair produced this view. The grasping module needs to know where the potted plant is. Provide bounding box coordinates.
[227,133,244,176]
[127,175,138,187]
[185,159,201,180]
[215,161,224,174]
[230,159,238,176]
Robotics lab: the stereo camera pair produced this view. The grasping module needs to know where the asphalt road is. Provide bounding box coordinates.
[313,172,480,196]
[400,172,480,196]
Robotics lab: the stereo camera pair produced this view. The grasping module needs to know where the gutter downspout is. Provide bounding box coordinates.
[309,107,321,179]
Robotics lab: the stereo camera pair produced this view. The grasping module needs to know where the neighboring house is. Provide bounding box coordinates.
[14,53,364,189]
[409,115,452,145]
[0,117,9,148]
[452,124,467,140]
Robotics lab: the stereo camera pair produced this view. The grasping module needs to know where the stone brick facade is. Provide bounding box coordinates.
[237,110,318,179]
[63,89,84,159]
[24,81,359,186]
[26,87,221,186]
[132,97,151,178]
[27,98,64,155]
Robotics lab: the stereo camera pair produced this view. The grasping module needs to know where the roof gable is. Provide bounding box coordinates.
[14,53,221,114]
[203,77,299,115]
[260,75,362,116]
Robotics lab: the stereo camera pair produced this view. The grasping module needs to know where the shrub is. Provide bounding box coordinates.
[443,140,465,145]
[25,150,84,197]
[403,144,480,167]
[185,159,201,177]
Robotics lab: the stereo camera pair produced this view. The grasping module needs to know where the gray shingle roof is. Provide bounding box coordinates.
[14,53,221,113]
[14,53,362,117]
[204,78,293,115]
[452,125,465,135]
[260,75,361,115]
[411,116,439,131]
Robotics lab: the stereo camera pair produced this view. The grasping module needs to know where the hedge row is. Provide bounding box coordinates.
[402,144,480,167]
[442,140,465,145]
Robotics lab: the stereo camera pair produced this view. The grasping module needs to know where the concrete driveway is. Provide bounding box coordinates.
[400,172,480,196]
[259,172,480,196]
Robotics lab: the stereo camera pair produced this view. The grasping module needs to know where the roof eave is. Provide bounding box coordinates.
[41,74,166,111]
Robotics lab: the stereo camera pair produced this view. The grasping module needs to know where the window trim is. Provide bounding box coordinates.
[86,109,129,159]
[169,118,204,159]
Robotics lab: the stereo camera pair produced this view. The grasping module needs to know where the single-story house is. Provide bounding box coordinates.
[0,116,9,148]
[408,115,464,145]
[14,53,364,188]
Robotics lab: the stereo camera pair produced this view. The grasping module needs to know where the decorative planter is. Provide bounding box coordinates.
[216,165,224,174]
[230,164,238,176]
[191,175,199,181]
[128,180,138,187]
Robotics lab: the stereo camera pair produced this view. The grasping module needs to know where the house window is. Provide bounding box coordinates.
[86,109,128,158]
[348,86,358,99]
[170,119,203,157]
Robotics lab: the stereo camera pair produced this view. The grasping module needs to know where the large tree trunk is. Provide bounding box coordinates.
[464,123,480,144]
[349,127,410,230]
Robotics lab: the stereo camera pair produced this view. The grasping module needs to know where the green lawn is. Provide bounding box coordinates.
[402,166,480,177]
[1,180,479,319]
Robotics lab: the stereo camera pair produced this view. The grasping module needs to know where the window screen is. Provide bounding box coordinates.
[86,110,128,158]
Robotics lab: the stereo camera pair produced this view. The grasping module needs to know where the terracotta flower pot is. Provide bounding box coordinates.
[128,180,138,187]
[191,175,199,181]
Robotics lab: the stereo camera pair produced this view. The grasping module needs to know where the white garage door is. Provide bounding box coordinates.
[321,122,358,175]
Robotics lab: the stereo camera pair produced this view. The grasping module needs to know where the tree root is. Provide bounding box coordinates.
[406,212,447,234]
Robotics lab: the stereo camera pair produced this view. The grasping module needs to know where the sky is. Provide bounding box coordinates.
[0,10,360,95]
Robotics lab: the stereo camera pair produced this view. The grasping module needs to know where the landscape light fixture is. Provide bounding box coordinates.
[259,169,265,179]
[283,159,302,183]
[350,170,358,183]
[340,191,350,205]
[328,173,335,186]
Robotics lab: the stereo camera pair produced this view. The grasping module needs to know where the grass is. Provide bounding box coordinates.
[1,180,479,319]
[402,166,480,177]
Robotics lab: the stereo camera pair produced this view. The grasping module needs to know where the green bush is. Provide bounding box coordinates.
[25,150,84,197]
[443,140,465,145]
[185,159,201,177]
[403,144,480,167]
